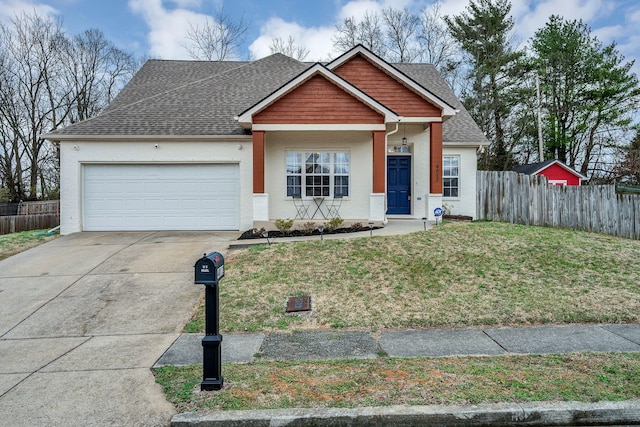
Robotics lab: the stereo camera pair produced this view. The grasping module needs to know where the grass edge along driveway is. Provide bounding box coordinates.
[0,229,58,261]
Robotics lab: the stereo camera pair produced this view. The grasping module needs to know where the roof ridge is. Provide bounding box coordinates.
[47,59,254,134]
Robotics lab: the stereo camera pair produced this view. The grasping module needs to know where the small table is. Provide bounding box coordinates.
[311,197,327,219]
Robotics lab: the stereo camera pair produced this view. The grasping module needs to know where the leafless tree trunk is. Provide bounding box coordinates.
[417,2,462,89]
[60,28,137,123]
[333,12,386,58]
[0,11,138,201]
[183,6,250,61]
[0,13,67,199]
[382,7,419,63]
[269,36,309,61]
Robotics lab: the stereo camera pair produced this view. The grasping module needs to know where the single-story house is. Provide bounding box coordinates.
[513,159,587,186]
[44,45,488,234]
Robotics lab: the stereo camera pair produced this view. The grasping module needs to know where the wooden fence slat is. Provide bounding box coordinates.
[0,214,60,235]
[17,200,60,215]
[477,171,640,240]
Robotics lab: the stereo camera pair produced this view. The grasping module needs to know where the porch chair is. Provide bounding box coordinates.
[292,194,310,219]
[326,194,343,218]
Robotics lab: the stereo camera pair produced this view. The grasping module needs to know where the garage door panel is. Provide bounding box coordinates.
[83,164,239,231]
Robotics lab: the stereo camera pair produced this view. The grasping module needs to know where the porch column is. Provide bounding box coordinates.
[430,122,443,194]
[252,130,269,222]
[428,122,443,221]
[370,130,386,222]
[252,130,265,193]
[372,130,386,193]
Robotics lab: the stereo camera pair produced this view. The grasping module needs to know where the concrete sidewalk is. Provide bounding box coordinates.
[160,324,640,426]
[156,324,640,367]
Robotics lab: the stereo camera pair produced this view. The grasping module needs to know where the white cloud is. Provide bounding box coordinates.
[128,0,208,59]
[0,0,58,22]
[337,0,413,20]
[248,17,335,62]
[437,0,471,18]
[250,0,421,62]
[168,0,202,8]
[512,0,606,41]
[592,24,624,44]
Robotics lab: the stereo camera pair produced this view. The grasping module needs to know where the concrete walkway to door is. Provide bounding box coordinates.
[0,231,238,427]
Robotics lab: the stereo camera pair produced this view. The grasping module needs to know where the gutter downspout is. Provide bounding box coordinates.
[381,119,402,224]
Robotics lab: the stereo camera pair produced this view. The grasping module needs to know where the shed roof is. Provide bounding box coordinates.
[513,159,587,179]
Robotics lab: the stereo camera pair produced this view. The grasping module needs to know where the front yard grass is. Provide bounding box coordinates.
[165,222,640,412]
[0,229,58,261]
[155,353,640,412]
[187,221,640,333]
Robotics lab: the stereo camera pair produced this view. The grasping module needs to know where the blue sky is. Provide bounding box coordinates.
[0,0,639,76]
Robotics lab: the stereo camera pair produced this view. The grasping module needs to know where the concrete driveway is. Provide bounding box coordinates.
[0,231,236,426]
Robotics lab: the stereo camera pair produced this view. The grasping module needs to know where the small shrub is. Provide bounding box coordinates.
[350,222,363,231]
[302,221,316,234]
[275,218,294,234]
[326,216,343,231]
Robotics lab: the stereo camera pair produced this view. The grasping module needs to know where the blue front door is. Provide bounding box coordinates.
[387,156,411,214]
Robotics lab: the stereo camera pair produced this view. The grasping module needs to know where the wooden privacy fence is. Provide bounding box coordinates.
[477,171,640,240]
[0,200,60,235]
[0,200,60,216]
[0,214,60,235]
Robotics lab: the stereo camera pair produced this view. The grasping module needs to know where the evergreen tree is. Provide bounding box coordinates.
[445,0,523,171]
[531,16,639,176]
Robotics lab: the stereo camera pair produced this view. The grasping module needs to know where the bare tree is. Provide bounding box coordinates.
[333,11,386,57]
[183,6,251,61]
[0,11,138,201]
[382,7,419,63]
[614,129,640,184]
[269,36,309,61]
[0,12,68,199]
[60,28,137,123]
[417,2,462,88]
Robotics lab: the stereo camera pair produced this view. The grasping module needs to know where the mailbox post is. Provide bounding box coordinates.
[194,252,225,391]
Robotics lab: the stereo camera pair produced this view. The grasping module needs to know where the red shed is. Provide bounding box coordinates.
[513,159,587,186]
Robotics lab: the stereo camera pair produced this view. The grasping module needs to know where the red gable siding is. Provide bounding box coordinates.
[253,75,384,124]
[334,54,441,118]
[538,163,581,186]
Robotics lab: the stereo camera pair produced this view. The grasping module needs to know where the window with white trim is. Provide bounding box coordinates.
[286,151,350,197]
[443,156,459,198]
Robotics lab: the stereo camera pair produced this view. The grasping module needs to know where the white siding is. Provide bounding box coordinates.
[264,131,374,220]
[442,146,478,218]
[59,139,253,234]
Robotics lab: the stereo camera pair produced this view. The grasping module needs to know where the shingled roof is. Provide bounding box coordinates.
[45,52,487,146]
[513,159,587,178]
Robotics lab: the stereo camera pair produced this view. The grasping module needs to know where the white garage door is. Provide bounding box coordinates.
[83,164,239,231]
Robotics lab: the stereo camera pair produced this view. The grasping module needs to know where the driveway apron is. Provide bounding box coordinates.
[0,231,233,426]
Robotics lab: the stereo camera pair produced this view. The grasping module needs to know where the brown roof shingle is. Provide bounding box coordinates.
[46,53,487,146]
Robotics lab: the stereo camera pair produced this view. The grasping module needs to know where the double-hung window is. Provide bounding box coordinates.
[443,156,459,198]
[286,151,350,198]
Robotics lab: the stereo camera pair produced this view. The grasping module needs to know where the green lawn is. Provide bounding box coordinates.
[0,229,58,261]
[155,353,640,412]
[161,221,640,412]
[186,221,640,333]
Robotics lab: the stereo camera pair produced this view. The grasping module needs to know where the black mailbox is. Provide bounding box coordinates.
[195,252,224,285]
[194,251,226,391]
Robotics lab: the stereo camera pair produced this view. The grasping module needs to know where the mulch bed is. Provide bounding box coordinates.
[239,225,382,240]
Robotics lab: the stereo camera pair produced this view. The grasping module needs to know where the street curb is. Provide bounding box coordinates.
[171,400,640,426]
